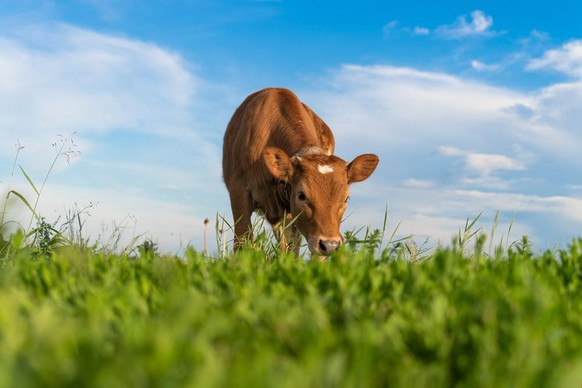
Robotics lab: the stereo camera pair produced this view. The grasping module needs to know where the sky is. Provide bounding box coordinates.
[1,0,582,253]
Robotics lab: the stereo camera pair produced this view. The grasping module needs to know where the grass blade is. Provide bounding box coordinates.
[6,190,39,221]
[18,165,40,196]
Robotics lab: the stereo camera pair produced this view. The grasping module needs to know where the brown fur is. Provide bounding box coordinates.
[222,87,378,255]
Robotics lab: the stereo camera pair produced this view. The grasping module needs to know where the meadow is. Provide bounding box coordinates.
[1,144,582,387]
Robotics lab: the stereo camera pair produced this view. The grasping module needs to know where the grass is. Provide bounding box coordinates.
[0,234,581,387]
[1,138,582,387]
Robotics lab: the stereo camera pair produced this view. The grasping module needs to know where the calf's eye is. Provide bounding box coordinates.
[298,192,306,201]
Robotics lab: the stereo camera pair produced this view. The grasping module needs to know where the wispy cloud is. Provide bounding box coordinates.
[312,63,582,167]
[438,147,526,176]
[529,30,551,42]
[383,10,499,41]
[384,11,497,39]
[383,20,430,37]
[308,64,526,156]
[413,26,430,36]
[527,40,582,78]
[0,24,196,145]
[436,10,495,39]
[0,22,214,171]
[382,20,399,35]
[437,146,529,190]
[457,190,582,223]
[471,60,501,72]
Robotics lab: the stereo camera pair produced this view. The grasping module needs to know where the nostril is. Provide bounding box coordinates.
[319,239,327,252]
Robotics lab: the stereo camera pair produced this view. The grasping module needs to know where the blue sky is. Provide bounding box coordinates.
[1,0,582,253]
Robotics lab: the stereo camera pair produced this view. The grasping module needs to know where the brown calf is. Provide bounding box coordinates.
[222,88,379,255]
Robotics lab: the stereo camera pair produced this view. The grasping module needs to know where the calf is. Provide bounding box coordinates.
[222,88,379,255]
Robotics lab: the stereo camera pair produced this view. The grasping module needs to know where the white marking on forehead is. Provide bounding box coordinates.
[318,164,334,174]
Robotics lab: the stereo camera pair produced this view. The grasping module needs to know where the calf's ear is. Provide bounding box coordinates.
[264,147,294,181]
[347,154,379,183]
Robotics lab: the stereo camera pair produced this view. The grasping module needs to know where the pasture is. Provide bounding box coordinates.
[1,228,581,387]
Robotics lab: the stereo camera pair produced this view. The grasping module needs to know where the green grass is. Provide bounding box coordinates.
[0,236,581,388]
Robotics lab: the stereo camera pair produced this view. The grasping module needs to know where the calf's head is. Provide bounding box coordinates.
[263,147,379,255]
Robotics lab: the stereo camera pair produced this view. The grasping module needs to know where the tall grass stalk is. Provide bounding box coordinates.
[94,215,143,256]
[3,136,78,229]
[25,134,79,229]
[215,213,232,258]
[453,212,482,253]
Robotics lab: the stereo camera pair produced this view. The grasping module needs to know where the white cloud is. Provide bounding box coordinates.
[527,40,582,78]
[383,22,430,37]
[436,10,495,38]
[466,153,525,175]
[471,60,501,72]
[413,26,430,36]
[0,22,214,173]
[457,190,582,223]
[308,63,582,168]
[437,146,464,156]
[384,12,497,39]
[436,147,528,189]
[524,82,582,161]
[439,147,526,176]
[0,23,196,145]
[307,64,527,156]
